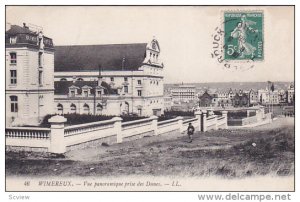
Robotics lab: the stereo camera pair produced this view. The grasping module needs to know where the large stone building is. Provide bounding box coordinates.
[6,23,55,126]
[54,39,164,116]
[170,84,196,103]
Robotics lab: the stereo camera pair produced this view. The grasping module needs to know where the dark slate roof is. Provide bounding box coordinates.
[54,81,117,95]
[199,91,212,99]
[6,25,34,35]
[54,43,147,72]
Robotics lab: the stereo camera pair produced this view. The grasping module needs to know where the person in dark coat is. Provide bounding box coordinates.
[187,123,195,143]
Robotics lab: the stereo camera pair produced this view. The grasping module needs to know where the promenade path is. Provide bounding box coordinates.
[66,117,294,162]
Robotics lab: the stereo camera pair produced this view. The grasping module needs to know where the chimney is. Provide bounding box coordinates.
[23,23,29,29]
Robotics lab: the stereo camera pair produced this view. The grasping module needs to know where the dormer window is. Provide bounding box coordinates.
[10,37,17,44]
[81,85,92,97]
[83,90,88,97]
[69,85,79,97]
[70,90,75,97]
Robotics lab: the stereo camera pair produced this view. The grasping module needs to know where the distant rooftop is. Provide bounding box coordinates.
[5,23,54,49]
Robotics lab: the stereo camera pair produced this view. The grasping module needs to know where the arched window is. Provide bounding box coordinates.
[83,103,90,114]
[60,78,67,81]
[57,103,63,114]
[70,104,76,113]
[77,78,84,81]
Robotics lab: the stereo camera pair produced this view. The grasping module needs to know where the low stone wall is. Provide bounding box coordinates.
[158,117,181,135]
[6,112,229,154]
[5,127,51,152]
[228,116,257,126]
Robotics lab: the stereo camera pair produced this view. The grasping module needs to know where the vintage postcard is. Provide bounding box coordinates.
[5,6,294,192]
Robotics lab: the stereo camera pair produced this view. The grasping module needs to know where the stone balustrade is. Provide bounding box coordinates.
[6,110,228,154]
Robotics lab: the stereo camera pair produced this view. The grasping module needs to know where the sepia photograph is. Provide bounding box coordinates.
[5,5,294,192]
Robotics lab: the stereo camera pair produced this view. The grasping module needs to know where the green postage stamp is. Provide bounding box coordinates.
[224,12,264,61]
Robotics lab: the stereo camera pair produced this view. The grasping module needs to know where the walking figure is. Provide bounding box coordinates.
[187,123,195,143]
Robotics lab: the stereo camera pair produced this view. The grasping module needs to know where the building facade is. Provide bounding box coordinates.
[287,83,295,104]
[198,91,213,107]
[248,89,259,105]
[54,39,164,116]
[6,23,55,126]
[233,93,249,107]
[170,84,196,103]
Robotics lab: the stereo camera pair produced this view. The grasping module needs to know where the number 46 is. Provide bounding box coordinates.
[227,45,237,56]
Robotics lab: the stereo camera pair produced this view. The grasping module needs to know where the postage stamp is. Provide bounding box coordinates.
[223,12,264,61]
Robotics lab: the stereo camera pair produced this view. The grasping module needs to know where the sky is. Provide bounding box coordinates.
[6,6,294,83]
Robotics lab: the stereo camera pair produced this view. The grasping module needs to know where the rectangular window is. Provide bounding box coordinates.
[124,86,128,93]
[10,70,17,84]
[10,96,18,113]
[38,52,43,67]
[70,90,75,97]
[84,90,88,97]
[110,77,114,82]
[138,80,142,85]
[10,52,17,64]
[124,77,128,82]
[38,70,43,85]
[138,90,142,96]
[97,91,102,97]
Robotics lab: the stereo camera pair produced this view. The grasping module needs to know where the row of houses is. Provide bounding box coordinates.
[198,85,295,108]
[5,23,165,126]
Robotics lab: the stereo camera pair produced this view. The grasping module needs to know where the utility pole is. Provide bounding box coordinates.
[93,64,102,115]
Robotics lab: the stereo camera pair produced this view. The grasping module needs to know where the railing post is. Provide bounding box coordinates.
[113,117,123,143]
[150,115,158,136]
[222,111,228,129]
[177,116,184,133]
[194,111,202,131]
[202,110,207,132]
[48,115,67,154]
